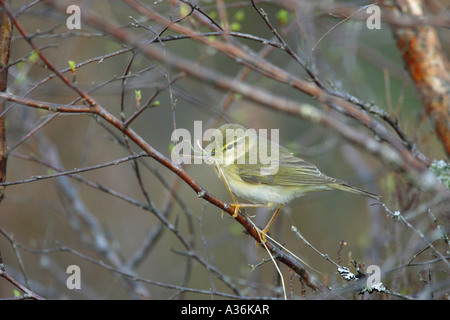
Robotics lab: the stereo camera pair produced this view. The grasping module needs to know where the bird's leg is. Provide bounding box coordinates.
[216,168,250,218]
[258,204,284,243]
[228,203,274,217]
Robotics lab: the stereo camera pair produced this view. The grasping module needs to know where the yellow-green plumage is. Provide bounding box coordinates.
[205,124,380,207]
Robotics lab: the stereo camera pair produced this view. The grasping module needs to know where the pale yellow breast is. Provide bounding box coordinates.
[221,165,301,206]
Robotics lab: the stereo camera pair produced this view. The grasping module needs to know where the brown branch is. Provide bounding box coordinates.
[384,0,450,157]
[0,92,91,113]
[0,233,45,300]
[0,269,46,300]
[0,2,12,201]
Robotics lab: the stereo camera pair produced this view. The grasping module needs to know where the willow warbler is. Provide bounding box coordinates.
[203,124,380,242]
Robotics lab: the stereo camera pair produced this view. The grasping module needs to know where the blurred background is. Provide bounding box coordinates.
[0,0,448,299]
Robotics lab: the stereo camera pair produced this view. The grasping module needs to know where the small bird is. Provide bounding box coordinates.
[204,124,380,242]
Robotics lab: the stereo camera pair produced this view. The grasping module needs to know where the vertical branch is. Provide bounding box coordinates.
[384,0,450,157]
[0,2,12,201]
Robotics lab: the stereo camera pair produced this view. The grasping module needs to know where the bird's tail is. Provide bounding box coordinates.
[333,183,381,200]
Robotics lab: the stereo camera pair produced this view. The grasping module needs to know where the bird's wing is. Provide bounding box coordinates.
[237,150,339,187]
